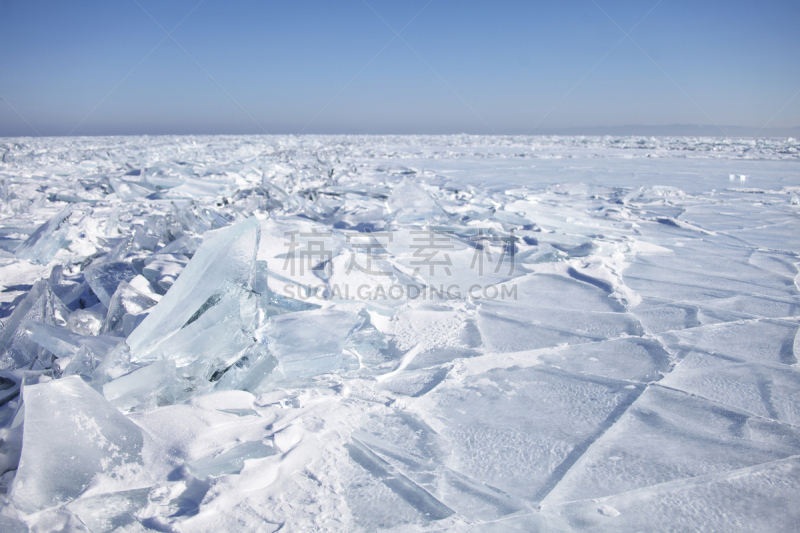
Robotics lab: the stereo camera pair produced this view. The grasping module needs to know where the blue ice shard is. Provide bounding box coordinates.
[102,281,158,337]
[24,320,120,361]
[84,261,139,307]
[0,281,70,370]
[125,217,260,362]
[262,309,364,379]
[15,206,72,264]
[154,282,258,380]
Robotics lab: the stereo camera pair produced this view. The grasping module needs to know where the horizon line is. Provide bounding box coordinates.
[2,123,799,141]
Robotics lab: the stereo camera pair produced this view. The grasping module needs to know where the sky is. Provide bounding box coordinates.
[0,0,798,136]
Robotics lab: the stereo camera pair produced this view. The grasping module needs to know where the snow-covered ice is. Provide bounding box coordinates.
[0,134,798,531]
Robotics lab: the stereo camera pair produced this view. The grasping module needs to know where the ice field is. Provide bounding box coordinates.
[0,134,798,531]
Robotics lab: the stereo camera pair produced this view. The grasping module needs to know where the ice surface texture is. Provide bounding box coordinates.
[0,135,798,531]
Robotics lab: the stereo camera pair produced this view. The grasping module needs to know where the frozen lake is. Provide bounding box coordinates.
[0,135,798,531]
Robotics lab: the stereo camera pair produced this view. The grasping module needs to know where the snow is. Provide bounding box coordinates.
[0,134,798,531]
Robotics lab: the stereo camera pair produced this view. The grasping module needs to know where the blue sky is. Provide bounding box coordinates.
[0,0,798,136]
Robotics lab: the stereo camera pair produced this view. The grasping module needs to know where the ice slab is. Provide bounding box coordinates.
[50,279,85,308]
[142,256,186,291]
[661,350,800,425]
[14,206,72,264]
[478,298,643,353]
[132,224,160,252]
[125,217,260,362]
[631,298,752,334]
[60,345,100,379]
[11,376,144,513]
[154,284,258,381]
[666,319,799,366]
[84,260,139,307]
[101,283,264,407]
[66,487,152,533]
[102,359,179,412]
[103,235,134,263]
[25,320,120,362]
[172,201,232,234]
[108,177,153,200]
[542,385,800,504]
[361,365,645,510]
[101,281,158,337]
[539,456,800,532]
[213,342,280,394]
[155,234,201,256]
[188,440,276,478]
[0,280,70,370]
[262,309,364,379]
[537,336,672,383]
